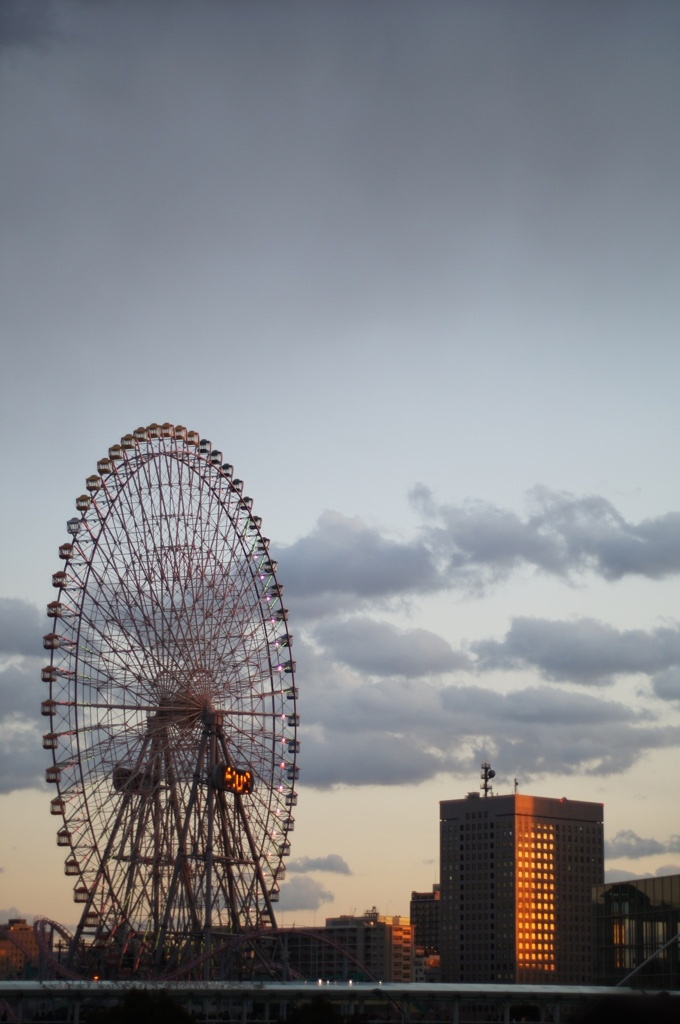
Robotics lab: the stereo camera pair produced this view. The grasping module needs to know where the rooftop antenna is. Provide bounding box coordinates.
[480,761,495,797]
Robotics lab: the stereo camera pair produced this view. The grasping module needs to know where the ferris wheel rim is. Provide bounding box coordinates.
[43,424,298,973]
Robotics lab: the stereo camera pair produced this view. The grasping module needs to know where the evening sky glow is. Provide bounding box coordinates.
[0,1,678,926]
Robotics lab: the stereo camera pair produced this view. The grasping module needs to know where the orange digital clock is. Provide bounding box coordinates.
[211,764,254,794]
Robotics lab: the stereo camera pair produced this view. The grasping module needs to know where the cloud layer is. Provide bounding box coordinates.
[415,487,680,584]
[287,855,351,876]
[296,642,680,788]
[605,830,680,860]
[280,489,680,615]
[277,876,334,913]
[473,618,680,686]
[313,618,468,678]
[3,490,680,799]
[0,598,44,658]
[0,657,45,794]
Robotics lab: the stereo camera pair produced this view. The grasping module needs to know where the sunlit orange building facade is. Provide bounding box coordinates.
[0,919,39,980]
[440,791,604,984]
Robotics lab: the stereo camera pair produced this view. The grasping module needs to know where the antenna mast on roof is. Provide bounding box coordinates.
[480,761,495,797]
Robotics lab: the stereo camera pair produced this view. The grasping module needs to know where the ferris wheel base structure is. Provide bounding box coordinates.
[41,423,299,980]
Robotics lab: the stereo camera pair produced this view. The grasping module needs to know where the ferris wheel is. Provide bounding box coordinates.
[41,423,298,976]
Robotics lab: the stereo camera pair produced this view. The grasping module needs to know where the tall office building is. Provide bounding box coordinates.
[439,772,604,984]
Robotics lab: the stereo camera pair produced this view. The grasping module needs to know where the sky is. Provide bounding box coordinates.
[0,0,679,929]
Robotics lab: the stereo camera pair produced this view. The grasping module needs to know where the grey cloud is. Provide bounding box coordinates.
[412,486,563,579]
[604,869,646,883]
[472,617,680,685]
[282,511,437,604]
[440,686,670,777]
[0,718,44,794]
[301,730,448,790]
[297,645,676,788]
[277,876,334,913]
[0,660,43,720]
[287,855,351,875]
[281,491,680,614]
[604,829,679,859]
[0,1,55,51]
[0,599,44,657]
[0,657,46,793]
[414,487,680,585]
[439,683,642,728]
[653,668,680,702]
[313,617,469,678]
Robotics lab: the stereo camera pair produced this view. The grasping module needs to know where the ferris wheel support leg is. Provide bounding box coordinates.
[71,729,163,968]
[234,791,278,928]
[212,789,242,933]
[203,712,219,979]
[154,726,210,969]
[216,725,278,930]
[67,750,148,967]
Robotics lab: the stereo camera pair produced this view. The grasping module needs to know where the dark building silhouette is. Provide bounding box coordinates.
[440,782,604,984]
[410,885,440,955]
[593,874,680,988]
[410,885,441,982]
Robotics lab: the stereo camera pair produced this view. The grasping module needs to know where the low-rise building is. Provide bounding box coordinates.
[410,885,440,956]
[593,874,680,988]
[0,919,38,980]
[284,908,413,982]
